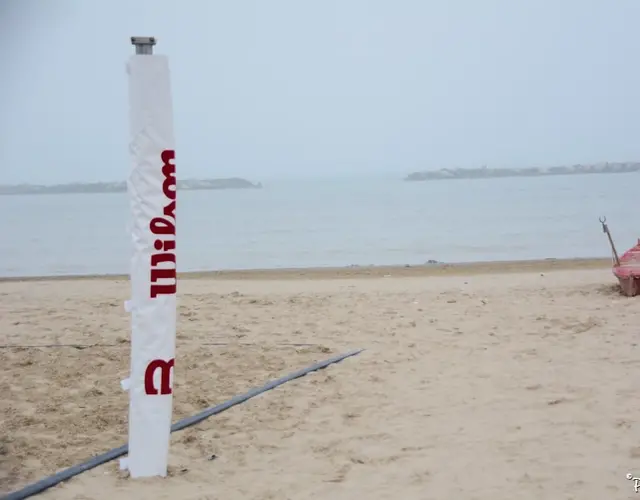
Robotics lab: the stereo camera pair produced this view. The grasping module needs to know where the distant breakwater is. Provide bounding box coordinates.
[405,162,640,181]
[0,178,262,195]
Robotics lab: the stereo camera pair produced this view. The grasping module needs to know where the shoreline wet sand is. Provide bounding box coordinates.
[0,256,612,283]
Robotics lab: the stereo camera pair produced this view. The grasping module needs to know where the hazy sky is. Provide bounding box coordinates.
[1,0,639,183]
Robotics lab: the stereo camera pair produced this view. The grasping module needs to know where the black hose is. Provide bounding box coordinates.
[2,348,363,500]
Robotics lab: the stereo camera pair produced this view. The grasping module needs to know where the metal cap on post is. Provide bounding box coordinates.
[131,36,156,55]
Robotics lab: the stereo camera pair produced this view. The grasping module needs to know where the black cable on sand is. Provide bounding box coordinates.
[3,348,364,500]
[0,342,320,350]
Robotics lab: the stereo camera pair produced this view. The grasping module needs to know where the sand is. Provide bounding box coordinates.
[1,259,639,499]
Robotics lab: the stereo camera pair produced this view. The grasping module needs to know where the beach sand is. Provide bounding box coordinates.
[2,259,639,499]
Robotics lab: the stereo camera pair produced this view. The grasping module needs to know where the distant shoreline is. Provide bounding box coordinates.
[0,257,612,282]
[0,178,262,195]
[405,162,640,181]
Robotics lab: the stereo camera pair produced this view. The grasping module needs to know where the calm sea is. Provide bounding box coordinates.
[1,173,636,278]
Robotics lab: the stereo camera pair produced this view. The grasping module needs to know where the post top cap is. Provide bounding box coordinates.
[130,36,156,46]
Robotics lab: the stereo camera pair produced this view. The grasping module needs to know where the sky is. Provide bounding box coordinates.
[1,0,639,184]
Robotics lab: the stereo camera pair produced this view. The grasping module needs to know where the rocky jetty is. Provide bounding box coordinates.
[0,178,262,195]
[405,162,640,181]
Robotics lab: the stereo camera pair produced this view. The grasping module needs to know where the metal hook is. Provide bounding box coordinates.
[599,216,607,224]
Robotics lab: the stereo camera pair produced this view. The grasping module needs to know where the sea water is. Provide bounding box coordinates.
[0,173,636,277]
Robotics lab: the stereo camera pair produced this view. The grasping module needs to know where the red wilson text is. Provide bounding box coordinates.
[149,149,177,299]
[144,358,175,395]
